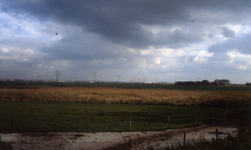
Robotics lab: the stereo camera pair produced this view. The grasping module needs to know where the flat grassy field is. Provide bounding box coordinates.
[0,85,250,133]
[0,102,227,133]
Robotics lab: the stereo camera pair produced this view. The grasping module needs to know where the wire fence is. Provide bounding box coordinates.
[2,109,224,133]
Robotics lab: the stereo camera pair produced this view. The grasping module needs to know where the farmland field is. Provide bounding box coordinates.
[0,84,250,133]
[0,102,228,133]
[0,85,250,106]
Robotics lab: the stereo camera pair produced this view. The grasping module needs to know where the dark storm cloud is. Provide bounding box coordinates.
[153,28,206,48]
[3,0,250,49]
[1,0,188,47]
[41,33,127,61]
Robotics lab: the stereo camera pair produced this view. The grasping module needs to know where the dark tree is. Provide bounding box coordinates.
[201,80,210,85]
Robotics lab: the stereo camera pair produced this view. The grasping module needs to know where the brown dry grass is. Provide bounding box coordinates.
[0,86,250,106]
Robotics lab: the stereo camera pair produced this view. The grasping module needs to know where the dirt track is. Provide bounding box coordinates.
[1,108,246,150]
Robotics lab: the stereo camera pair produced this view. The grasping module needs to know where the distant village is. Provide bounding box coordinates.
[175,79,229,86]
[175,79,251,86]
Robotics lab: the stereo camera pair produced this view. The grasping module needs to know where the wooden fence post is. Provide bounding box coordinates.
[168,116,170,126]
[78,118,81,132]
[12,119,14,132]
[183,132,186,146]
[248,118,251,132]
[216,128,218,140]
[129,116,131,130]
[0,134,2,150]
[129,139,131,150]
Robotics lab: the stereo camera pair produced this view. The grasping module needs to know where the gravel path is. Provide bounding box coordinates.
[1,108,246,150]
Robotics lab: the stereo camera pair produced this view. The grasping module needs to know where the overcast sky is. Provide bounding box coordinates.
[0,0,251,83]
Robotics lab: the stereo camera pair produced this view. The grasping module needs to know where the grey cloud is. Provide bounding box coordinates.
[219,26,236,38]
[42,31,135,60]
[209,33,251,55]
[2,0,249,49]
[1,0,251,83]
[0,38,43,50]
[0,58,50,79]
[40,32,141,70]
[1,1,189,42]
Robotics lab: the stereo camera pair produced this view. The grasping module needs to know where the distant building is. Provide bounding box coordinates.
[212,79,230,85]
[246,82,251,86]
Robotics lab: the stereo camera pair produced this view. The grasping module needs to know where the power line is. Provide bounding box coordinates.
[54,70,60,82]
[118,74,120,82]
[0,69,92,81]
[93,72,97,82]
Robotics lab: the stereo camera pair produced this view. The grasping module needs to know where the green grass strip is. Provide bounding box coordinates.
[0,102,227,133]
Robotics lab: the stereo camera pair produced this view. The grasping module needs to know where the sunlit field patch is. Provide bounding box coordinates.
[0,86,250,106]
